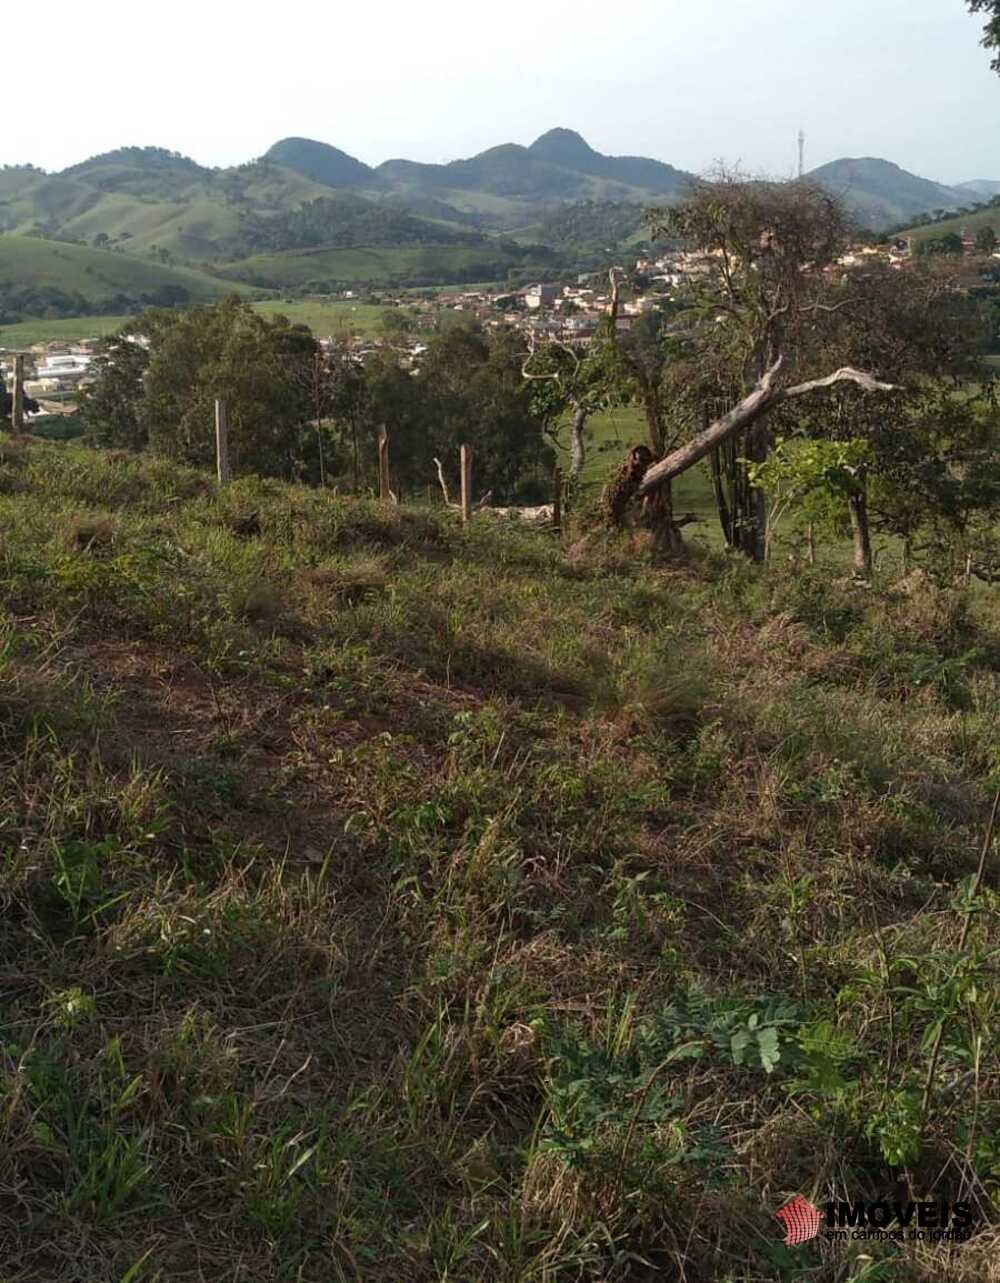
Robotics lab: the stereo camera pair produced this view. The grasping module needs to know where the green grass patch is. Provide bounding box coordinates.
[251,298,388,337]
[0,314,133,348]
[0,439,997,1281]
[0,234,247,308]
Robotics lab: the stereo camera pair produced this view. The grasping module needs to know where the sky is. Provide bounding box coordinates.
[5,0,998,183]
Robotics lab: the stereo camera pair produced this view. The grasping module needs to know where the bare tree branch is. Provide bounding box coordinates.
[432,457,459,508]
[637,358,896,495]
[784,367,897,398]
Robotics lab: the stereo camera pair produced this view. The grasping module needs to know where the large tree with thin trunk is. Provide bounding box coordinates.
[521,320,626,499]
[634,173,898,557]
[783,260,992,575]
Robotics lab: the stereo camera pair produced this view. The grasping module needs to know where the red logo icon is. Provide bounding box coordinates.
[776,1194,822,1245]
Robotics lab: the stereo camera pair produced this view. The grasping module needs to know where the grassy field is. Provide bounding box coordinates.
[218,241,549,290]
[0,315,133,348]
[0,437,997,1282]
[0,235,247,307]
[252,299,388,337]
[903,204,1000,245]
[1,303,385,348]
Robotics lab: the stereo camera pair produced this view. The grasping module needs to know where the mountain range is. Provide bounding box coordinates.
[1,130,997,314]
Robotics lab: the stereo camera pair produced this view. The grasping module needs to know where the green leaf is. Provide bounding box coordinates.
[757,1027,781,1074]
[730,1029,751,1065]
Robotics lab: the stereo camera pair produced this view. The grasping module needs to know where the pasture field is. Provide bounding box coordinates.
[0,315,132,348]
[0,234,246,306]
[217,241,545,290]
[251,299,387,337]
[2,303,386,347]
[0,437,996,1282]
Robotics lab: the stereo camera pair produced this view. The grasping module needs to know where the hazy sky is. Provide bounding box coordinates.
[6,0,997,182]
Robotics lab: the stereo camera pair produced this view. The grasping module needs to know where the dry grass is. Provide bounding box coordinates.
[0,438,996,1282]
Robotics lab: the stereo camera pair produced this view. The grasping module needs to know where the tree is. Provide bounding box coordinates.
[916,232,964,257]
[417,325,553,502]
[745,437,872,568]
[640,172,896,559]
[379,308,413,336]
[975,225,998,255]
[755,262,992,575]
[521,319,626,498]
[968,0,1000,71]
[322,341,370,488]
[321,322,554,502]
[81,298,319,478]
[79,312,173,450]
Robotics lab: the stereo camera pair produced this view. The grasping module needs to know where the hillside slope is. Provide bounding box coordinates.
[0,234,248,319]
[528,127,691,195]
[0,440,996,1282]
[218,237,557,289]
[376,130,693,217]
[262,137,376,189]
[807,156,969,228]
[901,198,1000,245]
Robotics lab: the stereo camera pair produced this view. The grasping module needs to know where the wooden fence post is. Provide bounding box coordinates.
[11,355,25,435]
[377,427,390,500]
[552,465,562,535]
[215,399,230,485]
[460,444,472,524]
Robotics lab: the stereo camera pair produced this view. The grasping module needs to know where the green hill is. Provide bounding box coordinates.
[806,157,970,229]
[262,137,375,189]
[9,132,997,308]
[528,127,691,195]
[60,146,214,197]
[0,234,248,322]
[901,199,1000,245]
[375,132,690,210]
[218,238,557,289]
[0,440,995,1282]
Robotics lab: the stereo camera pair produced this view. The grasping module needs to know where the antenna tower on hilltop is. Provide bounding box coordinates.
[797,129,806,179]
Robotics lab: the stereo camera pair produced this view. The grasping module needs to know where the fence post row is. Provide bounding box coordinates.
[215,399,230,485]
[460,444,472,524]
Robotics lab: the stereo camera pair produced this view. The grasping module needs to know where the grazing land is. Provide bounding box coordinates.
[217,241,553,291]
[0,438,996,1282]
[0,235,248,309]
[0,315,133,348]
[0,303,385,348]
[250,299,389,337]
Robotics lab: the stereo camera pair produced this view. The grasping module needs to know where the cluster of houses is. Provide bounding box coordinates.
[0,342,97,416]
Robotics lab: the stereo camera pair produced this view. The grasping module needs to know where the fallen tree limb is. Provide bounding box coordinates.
[637,357,897,495]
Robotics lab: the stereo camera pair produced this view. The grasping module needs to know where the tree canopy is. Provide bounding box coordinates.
[968,0,1000,70]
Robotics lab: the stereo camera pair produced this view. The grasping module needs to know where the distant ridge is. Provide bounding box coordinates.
[805,156,971,227]
[4,129,1000,317]
[262,138,374,189]
[528,128,691,195]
